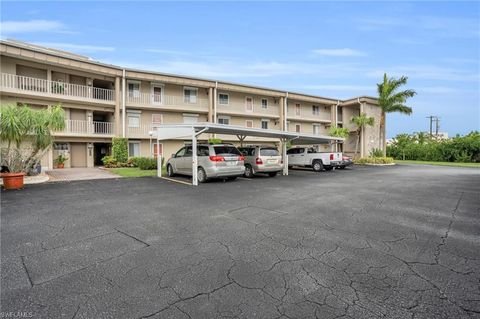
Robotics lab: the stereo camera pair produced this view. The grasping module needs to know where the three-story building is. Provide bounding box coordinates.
[0,40,383,170]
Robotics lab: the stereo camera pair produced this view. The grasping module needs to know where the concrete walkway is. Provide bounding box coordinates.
[46,168,119,182]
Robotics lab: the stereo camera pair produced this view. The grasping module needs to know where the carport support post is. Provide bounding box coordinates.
[282,138,289,176]
[192,130,198,186]
[157,138,162,178]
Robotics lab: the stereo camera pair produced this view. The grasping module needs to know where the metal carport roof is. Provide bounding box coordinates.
[153,123,344,185]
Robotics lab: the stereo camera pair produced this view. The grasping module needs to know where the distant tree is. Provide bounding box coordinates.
[351,113,375,157]
[377,73,416,155]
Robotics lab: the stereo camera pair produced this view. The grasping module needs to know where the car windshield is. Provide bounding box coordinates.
[213,146,241,156]
[260,148,279,156]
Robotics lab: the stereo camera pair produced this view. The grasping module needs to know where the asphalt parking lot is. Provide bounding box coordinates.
[1,164,479,319]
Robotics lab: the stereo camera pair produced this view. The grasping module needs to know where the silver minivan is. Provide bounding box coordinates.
[238,146,283,178]
[166,144,245,183]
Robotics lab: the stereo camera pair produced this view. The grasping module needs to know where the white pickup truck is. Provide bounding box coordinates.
[287,147,343,172]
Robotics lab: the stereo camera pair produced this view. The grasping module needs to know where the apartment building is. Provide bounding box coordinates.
[0,40,383,170]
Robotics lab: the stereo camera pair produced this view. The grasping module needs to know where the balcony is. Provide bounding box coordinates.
[126,91,209,112]
[54,120,114,137]
[126,123,156,139]
[0,73,115,105]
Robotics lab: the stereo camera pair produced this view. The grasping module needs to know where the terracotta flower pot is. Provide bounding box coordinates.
[1,172,25,190]
[57,163,65,169]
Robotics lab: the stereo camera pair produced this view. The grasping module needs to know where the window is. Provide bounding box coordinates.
[218,116,230,125]
[53,143,69,151]
[261,98,268,109]
[238,147,255,156]
[295,104,301,116]
[127,112,140,128]
[184,146,193,157]
[184,87,198,103]
[260,148,279,156]
[245,120,253,128]
[218,93,229,105]
[198,146,210,156]
[152,114,163,124]
[312,105,319,115]
[245,97,253,112]
[213,146,241,156]
[128,81,140,98]
[183,113,199,124]
[261,119,269,130]
[313,124,321,135]
[151,84,163,104]
[295,124,301,133]
[128,142,140,157]
[175,147,186,157]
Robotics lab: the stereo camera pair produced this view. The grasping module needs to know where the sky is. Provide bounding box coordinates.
[1,1,479,138]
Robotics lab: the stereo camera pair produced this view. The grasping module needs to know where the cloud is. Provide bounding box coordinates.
[311,48,367,57]
[366,65,479,82]
[34,42,115,53]
[0,20,68,34]
[293,84,374,91]
[145,49,191,55]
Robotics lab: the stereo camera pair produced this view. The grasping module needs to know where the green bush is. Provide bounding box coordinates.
[355,157,394,164]
[136,157,158,170]
[387,131,480,163]
[112,138,128,163]
[369,148,383,157]
[102,155,117,168]
[128,157,142,167]
[208,138,222,144]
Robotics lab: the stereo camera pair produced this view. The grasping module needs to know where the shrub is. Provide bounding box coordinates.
[128,157,142,167]
[102,155,117,168]
[208,138,223,144]
[369,148,383,157]
[136,157,158,170]
[112,138,128,163]
[355,157,394,165]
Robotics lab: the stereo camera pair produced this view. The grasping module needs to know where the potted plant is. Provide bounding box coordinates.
[0,104,65,190]
[54,154,68,169]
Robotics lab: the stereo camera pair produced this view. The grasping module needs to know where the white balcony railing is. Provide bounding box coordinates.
[0,73,115,102]
[127,91,209,108]
[126,123,156,137]
[55,120,114,135]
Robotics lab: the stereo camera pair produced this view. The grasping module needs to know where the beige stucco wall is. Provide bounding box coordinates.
[217,91,280,117]
[286,101,331,122]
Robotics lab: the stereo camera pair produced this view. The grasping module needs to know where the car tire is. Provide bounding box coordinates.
[312,160,323,172]
[167,164,175,177]
[288,165,293,169]
[339,166,346,169]
[227,176,237,181]
[324,166,333,171]
[197,167,207,183]
[244,165,254,178]
[268,172,277,177]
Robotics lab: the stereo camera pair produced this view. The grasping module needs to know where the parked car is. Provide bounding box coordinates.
[337,155,353,169]
[287,147,342,172]
[238,146,284,178]
[166,144,245,183]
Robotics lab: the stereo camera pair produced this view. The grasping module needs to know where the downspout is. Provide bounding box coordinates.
[358,97,363,158]
[335,100,340,152]
[122,69,126,138]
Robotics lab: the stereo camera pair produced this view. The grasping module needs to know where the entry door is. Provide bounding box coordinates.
[245,97,253,112]
[151,84,163,104]
[70,143,87,167]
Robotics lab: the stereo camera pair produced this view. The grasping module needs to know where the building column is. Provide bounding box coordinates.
[47,69,52,93]
[330,104,337,127]
[360,102,365,157]
[86,142,94,168]
[114,77,121,136]
[208,87,214,122]
[279,97,285,131]
[86,110,94,134]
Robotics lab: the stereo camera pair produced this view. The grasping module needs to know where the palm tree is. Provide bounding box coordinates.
[377,73,416,155]
[351,113,375,158]
[1,104,65,172]
[329,125,349,152]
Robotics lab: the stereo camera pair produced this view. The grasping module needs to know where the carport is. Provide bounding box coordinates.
[154,123,343,185]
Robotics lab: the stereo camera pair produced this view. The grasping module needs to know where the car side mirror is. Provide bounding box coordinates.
[171,153,176,158]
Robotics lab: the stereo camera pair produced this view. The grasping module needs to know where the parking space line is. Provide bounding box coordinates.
[160,177,192,186]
